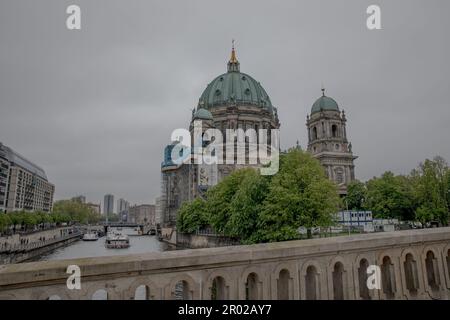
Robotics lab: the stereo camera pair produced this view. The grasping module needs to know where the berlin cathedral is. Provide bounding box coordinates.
[159,46,357,227]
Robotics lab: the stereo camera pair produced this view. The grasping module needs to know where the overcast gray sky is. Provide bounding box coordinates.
[1,0,449,206]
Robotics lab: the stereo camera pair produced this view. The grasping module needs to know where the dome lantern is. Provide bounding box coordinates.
[227,40,240,73]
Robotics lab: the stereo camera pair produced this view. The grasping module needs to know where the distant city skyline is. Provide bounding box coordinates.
[1,1,449,203]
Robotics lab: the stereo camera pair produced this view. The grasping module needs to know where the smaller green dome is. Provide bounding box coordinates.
[311,89,339,114]
[193,108,213,120]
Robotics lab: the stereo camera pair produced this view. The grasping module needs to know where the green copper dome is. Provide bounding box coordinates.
[311,89,339,114]
[193,108,213,120]
[198,47,274,112]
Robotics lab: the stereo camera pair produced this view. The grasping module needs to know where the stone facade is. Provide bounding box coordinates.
[0,227,449,300]
[306,89,357,195]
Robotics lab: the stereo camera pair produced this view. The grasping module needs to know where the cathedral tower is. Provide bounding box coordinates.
[306,88,357,195]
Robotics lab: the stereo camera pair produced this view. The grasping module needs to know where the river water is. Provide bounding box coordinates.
[38,227,167,261]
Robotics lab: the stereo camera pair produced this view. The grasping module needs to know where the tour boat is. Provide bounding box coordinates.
[82,231,99,241]
[105,232,130,249]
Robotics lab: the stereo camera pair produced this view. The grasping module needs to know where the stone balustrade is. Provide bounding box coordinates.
[0,227,449,300]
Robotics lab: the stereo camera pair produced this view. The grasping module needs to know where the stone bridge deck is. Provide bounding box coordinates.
[0,227,449,300]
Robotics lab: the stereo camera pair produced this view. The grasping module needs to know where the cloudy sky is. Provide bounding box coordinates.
[1,0,449,207]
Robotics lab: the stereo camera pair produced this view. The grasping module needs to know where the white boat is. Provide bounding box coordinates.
[82,231,99,241]
[105,232,130,249]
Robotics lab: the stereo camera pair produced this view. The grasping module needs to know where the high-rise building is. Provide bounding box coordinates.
[103,194,114,216]
[0,142,54,213]
[117,198,129,221]
[117,198,129,214]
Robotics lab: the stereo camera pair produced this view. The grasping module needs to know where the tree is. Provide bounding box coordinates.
[0,214,12,234]
[22,212,38,230]
[365,172,415,220]
[344,180,367,210]
[8,211,24,232]
[412,156,449,225]
[445,169,450,214]
[226,169,270,242]
[175,149,340,243]
[177,198,209,233]
[253,149,340,242]
[206,168,256,234]
[52,200,100,224]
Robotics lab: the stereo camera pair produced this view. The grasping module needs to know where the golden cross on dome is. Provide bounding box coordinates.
[230,39,238,63]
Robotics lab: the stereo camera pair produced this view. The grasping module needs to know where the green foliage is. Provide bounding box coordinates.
[8,212,24,226]
[177,198,209,233]
[177,151,450,243]
[177,149,341,243]
[360,156,449,225]
[364,172,415,220]
[0,214,12,233]
[226,169,270,241]
[52,200,100,224]
[344,180,367,210]
[206,168,256,234]
[0,200,101,233]
[411,157,449,224]
[254,149,340,242]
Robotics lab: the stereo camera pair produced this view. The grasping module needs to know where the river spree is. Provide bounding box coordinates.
[38,227,167,261]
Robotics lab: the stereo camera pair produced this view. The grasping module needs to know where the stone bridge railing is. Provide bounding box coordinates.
[0,227,449,300]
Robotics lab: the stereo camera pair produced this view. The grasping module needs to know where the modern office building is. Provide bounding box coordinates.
[117,198,129,214]
[117,198,129,221]
[103,194,114,215]
[0,142,54,213]
[0,145,10,213]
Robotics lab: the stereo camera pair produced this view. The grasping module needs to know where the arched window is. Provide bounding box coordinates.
[404,254,419,294]
[245,273,261,300]
[425,251,440,291]
[134,285,151,300]
[312,127,318,140]
[211,276,227,300]
[332,262,345,300]
[277,269,290,300]
[358,259,370,300]
[305,266,318,300]
[381,256,396,299]
[174,280,192,300]
[332,124,338,137]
